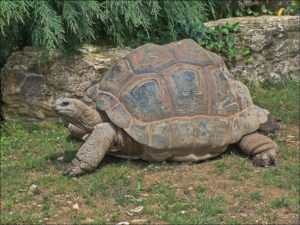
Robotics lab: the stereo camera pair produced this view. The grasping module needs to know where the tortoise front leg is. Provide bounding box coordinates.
[68,123,89,140]
[63,123,117,176]
[238,133,279,167]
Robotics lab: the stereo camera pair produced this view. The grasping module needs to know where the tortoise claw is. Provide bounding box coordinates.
[63,157,86,176]
[252,149,278,167]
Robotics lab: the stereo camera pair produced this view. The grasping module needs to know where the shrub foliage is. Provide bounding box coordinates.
[0,0,208,67]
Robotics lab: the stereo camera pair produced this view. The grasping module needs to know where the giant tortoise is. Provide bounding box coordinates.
[53,39,281,176]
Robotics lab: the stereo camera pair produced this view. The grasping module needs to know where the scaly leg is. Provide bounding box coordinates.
[68,123,89,140]
[63,123,117,176]
[238,133,279,167]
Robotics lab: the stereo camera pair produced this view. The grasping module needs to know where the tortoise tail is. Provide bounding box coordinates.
[238,133,279,156]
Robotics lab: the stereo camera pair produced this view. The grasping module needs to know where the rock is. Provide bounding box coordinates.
[135,198,143,203]
[130,206,144,214]
[86,218,94,223]
[240,213,248,218]
[141,193,149,198]
[72,203,79,210]
[57,156,64,161]
[125,211,133,216]
[205,16,300,84]
[131,218,148,224]
[29,184,37,192]
[1,45,131,122]
[116,222,129,225]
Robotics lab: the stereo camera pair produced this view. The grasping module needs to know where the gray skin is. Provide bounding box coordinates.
[53,97,281,177]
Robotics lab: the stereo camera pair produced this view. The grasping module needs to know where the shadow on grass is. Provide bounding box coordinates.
[47,134,254,174]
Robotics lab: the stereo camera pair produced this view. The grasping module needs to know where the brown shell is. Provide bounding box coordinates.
[96,39,269,149]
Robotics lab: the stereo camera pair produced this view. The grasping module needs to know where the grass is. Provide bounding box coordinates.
[0,81,299,224]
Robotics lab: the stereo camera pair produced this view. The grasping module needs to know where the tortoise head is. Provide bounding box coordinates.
[53,97,102,131]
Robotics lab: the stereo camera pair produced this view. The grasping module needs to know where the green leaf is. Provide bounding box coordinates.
[267,10,274,15]
[242,48,250,55]
[198,40,205,46]
[235,10,243,17]
[221,28,229,35]
[246,8,253,15]
[232,22,240,31]
[217,40,224,49]
[246,55,253,63]
[261,5,267,13]
[253,12,260,17]
[225,36,234,48]
[225,21,232,29]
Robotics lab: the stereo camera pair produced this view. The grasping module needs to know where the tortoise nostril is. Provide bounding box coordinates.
[61,101,69,107]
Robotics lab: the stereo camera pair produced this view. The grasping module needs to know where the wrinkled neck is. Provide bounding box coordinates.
[77,106,102,131]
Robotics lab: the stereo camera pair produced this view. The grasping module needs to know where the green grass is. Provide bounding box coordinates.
[250,81,299,125]
[249,191,262,201]
[0,81,299,224]
[270,197,291,209]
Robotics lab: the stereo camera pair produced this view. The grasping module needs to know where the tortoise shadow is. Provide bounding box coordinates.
[97,144,249,171]
[47,134,249,173]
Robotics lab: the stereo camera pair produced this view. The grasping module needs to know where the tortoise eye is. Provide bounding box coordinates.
[61,101,69,107]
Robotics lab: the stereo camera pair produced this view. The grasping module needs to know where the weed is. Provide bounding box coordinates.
[230,172,244,182]
[94,219,107,224]
[270,197,291,209]
[213,161,229,175]
[109,213,119,222]
[249,191,262,201]
[195,184,207,194]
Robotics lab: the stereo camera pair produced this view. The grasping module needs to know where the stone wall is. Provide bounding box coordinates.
[205,16,299,83]
[0,46,131,122]
[1,16,299,122]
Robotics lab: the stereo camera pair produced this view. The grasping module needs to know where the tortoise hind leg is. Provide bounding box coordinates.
[238,133,279,167]
[63,123,117,176]
[259,114,284,135]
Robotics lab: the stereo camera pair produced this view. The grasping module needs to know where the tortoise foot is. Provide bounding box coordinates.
[63,157,91,176]
[252,149,278,168]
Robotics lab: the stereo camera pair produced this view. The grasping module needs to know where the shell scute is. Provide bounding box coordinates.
[106,104,131,129]
[209,69,240,116]
[126,44,176,74]
[96,92,118,111]
[194,118,216,149]
[166,39,215,66]
[125,122,149,146]
[100,59,134,96]
[168,119,194,149]
[150,122,169,149]
[161,64,209,116]
[120,76,172,122]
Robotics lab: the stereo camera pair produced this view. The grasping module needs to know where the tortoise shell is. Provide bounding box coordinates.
[96,39,268,149]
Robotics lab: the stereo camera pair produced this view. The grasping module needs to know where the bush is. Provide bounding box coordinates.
[0,0,100,66]
[0,0,208,67]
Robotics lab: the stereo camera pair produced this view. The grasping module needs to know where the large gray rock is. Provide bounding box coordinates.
[205,16,300,84]
[1,45,131,122]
